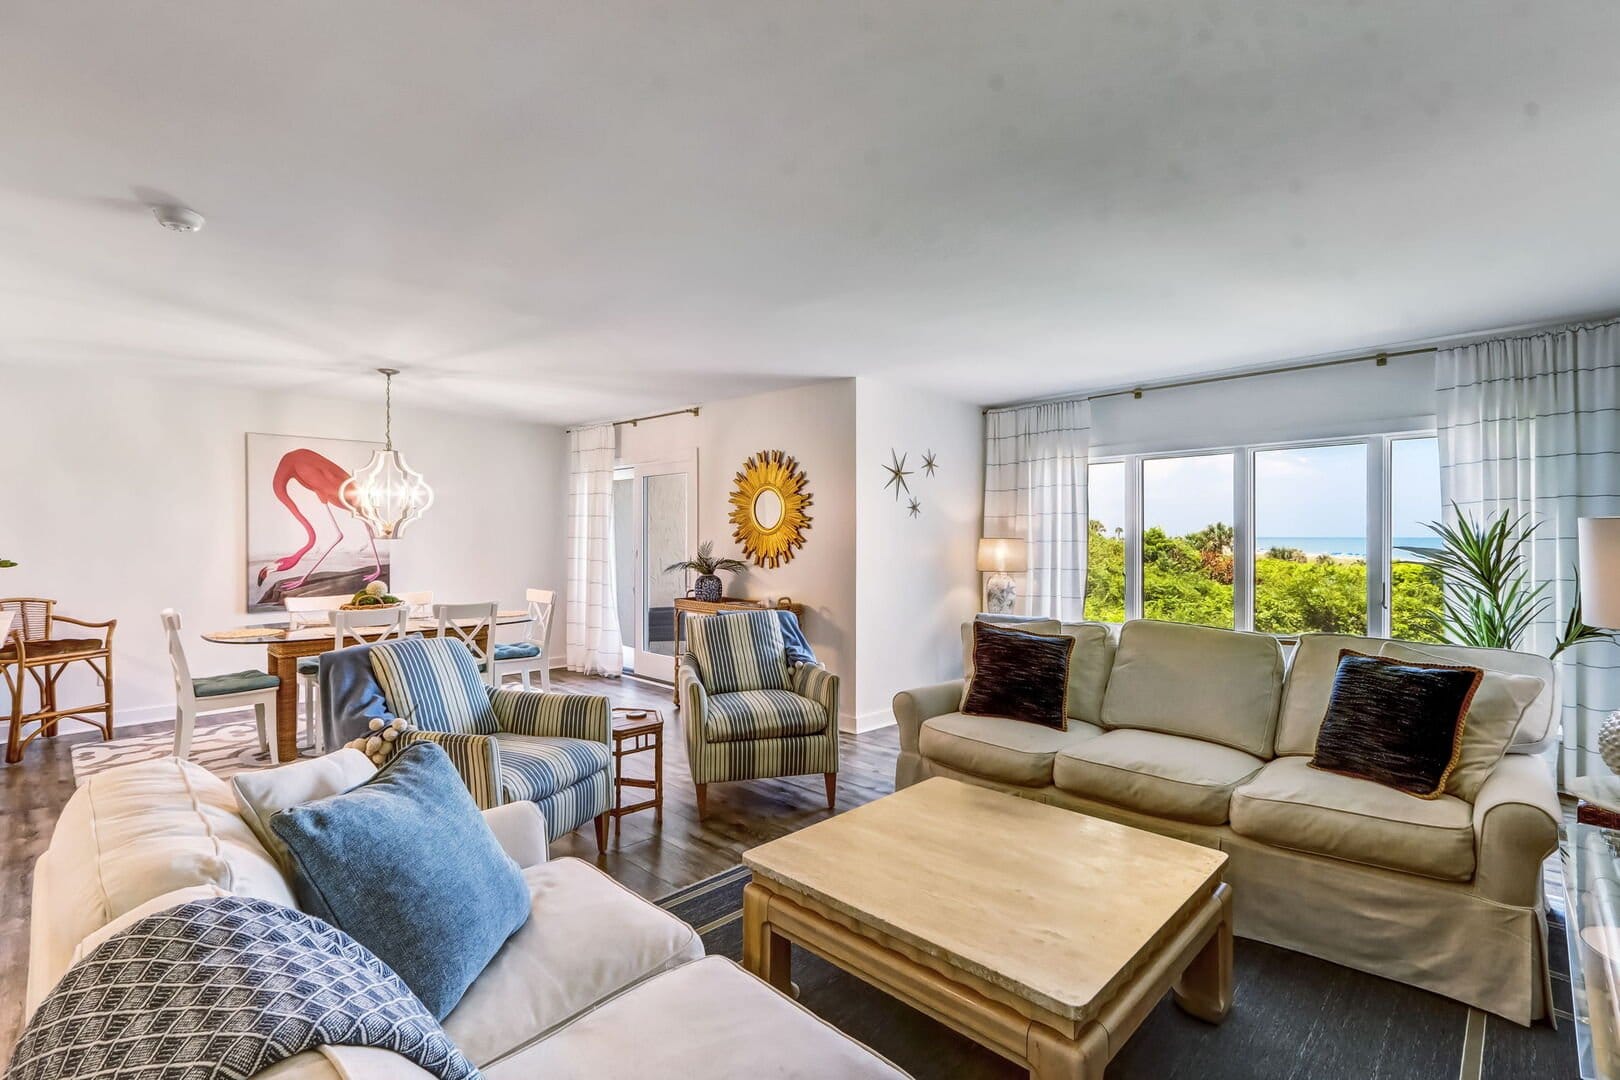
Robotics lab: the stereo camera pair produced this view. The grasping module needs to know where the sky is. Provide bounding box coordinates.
[1088,438,1442,539]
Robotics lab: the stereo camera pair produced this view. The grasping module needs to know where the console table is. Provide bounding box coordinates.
[670,597,803,706]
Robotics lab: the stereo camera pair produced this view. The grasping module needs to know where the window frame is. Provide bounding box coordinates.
[1086,429,1437,638]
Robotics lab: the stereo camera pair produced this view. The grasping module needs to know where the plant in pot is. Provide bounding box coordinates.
[666,541,748,603]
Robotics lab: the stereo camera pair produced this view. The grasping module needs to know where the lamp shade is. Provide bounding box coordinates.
[1579,517,1620,629]
[977,537,1028,574]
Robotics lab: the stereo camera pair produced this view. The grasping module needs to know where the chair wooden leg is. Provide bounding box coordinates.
[5,676,23,765]
[695,782,708,818]
[260,703,280,765]
[173,706,193,761]
[593,812,609,852]
[824,772,837,810]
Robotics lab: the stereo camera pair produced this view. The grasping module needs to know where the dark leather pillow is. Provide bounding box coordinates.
[961,622,1075,731]
[1310,650,1483,799]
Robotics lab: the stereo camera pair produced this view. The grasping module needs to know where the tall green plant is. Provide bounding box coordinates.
[1397,506,1614,656]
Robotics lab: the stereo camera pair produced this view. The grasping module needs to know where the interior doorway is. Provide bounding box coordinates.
[612,455,697,681]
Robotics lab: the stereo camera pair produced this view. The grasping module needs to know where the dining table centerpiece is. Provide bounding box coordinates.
[340,580,404,610]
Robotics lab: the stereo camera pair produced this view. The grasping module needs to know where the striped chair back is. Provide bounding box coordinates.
[687,609,791,694]
[368,636,498,735]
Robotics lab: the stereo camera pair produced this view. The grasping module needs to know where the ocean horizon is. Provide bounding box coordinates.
[1258,536,1441,558]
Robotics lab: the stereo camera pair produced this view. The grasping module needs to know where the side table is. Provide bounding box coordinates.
[610,707,664,841]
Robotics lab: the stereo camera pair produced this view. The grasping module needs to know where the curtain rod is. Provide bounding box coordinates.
[567,406,699,433]
[983,346,1437,414]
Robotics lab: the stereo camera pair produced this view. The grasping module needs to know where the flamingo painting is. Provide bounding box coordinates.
[246,436,390,611]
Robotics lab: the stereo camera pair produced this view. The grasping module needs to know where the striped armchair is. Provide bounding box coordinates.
[365,636,613,850]
[678,609,839,817]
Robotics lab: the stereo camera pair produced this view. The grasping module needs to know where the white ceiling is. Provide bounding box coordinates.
[3,1,1618,424]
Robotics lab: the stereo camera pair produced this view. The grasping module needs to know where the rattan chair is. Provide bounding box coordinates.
[2,597,117,764]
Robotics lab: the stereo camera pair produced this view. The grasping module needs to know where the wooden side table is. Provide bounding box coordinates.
[610,707,664,840]
[670,597,804,706]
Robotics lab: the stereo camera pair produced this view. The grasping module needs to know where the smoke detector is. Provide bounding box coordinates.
[152,205,205,233]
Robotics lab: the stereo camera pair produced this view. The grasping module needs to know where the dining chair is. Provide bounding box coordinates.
[312,606,415,754]
[433,602,499,687]
[397,591,435,619]
[161,609,280,763]
[493,588,555,691]
[284,593,349,750]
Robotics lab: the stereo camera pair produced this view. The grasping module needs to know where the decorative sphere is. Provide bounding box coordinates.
[365,735,383,754]
[391,718,408,731]
[368,718,384,731]
[365,581,388,597]
[371,752,387,765]
[382,727,398,741]
[1599,711,1620,774]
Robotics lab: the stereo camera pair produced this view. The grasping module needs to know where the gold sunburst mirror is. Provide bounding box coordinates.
[729,450,813,568]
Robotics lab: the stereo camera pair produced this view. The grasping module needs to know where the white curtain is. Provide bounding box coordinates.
[982,400,1090,620]
[566,425,623,677]
[1436,318,1620,781]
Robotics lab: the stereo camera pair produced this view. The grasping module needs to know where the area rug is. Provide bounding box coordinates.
[657,866,1577,1080]
[70,718,310,785]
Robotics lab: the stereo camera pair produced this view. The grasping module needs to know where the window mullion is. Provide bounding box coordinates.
[1367,437,1390,637]
[1234,448,1255,632]
[1124,455,1143,620]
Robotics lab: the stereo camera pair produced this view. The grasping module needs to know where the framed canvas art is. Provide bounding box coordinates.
[246,433,389,612]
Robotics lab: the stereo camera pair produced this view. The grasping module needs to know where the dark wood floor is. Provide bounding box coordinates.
[0,671,901,1058]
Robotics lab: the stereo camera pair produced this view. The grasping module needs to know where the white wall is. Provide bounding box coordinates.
[0,366,568,727]
[852,379,982,730]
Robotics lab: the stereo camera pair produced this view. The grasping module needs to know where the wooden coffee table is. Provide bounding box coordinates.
[741,777,1232,1079]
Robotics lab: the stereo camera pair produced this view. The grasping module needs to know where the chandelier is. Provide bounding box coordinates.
[342,368,434,539]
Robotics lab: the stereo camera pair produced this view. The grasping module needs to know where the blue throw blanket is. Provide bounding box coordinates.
[319,641,392,752]
[776,610,817,668]
[6,896,481,1080]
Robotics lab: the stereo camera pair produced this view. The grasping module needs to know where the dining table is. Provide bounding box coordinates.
[202,609,531,762]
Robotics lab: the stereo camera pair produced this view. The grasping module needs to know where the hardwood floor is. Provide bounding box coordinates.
[0,670,901,1057]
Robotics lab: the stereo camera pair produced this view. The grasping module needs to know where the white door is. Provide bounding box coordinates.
[627,456,698,681]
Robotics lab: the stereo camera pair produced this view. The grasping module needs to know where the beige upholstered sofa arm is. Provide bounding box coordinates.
[1472,753,1561,907]
[480,801,550,868]
[892,680,964,754]
[399,729,502,810]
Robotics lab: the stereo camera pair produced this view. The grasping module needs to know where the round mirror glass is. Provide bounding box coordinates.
[753,488,785,530]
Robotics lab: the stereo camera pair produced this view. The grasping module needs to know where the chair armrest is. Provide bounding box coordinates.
[480,801,549,867]
[399,730,503,810]
[1473,752,1560,907]
[48,614,116,645]
[488,687,609,743]
[791,664,840,729]
[892,680,965,754]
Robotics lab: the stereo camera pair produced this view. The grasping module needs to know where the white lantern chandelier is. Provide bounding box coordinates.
[342,368,434,540]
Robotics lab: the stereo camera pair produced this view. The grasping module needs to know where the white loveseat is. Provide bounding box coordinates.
[25,755,908,1079]
[894,618,1561,1025]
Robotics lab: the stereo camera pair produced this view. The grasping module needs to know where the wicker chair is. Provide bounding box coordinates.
[2,598,117,764]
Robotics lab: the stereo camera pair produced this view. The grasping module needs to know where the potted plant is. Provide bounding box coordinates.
[0,559,14,569]
[666,541,748,602]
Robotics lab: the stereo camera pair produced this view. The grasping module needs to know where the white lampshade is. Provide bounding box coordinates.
[977,537,1028,574]
[1579,517,1620,629]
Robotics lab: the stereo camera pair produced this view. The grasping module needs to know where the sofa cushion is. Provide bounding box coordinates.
[961,618,1114,724]
[369,636,498,735]
[962,621,1075,730]
[443,857,704,1067]
[1275,633,1386,756]
[481,956,908,1080]
[1101,620,1285,758]
[1052,729,1265,825]
[688,609,791,694]
[1230,757,1476,881]
[494,641,543,661]
[918,711,1103,786]
[495,733,612,803]
[703,689,827,742]
[232,749,379,875]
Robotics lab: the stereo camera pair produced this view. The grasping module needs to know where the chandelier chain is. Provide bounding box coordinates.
[384,370,393,449]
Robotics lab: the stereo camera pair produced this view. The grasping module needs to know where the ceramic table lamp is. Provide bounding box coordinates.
[1578,517,1620,773]
[977,538,1028,615]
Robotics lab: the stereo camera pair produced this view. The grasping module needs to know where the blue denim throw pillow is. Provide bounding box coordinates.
[269,741,530,1019]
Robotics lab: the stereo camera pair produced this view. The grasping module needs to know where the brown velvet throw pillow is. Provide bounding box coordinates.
[1309,650,1483,799]
[961,622,1075,731]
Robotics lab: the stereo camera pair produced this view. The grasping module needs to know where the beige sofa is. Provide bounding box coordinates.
[25,755,908,1079]
[894,618,1561,1025]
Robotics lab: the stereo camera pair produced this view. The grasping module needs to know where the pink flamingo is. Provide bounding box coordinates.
[256,449,383,591]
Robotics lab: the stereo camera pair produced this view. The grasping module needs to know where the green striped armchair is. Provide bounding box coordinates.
[365,636,613,850]
[678,609,839,817]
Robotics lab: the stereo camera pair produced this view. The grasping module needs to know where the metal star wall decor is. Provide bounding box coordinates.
[882,449,912,501]
[921,450,938,477]
[907,497,922,518]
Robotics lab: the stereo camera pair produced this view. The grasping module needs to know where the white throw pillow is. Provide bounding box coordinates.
[233,749,379,874]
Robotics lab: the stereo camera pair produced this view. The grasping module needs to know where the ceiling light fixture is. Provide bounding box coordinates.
[152,205,205,233]
[342,368,434,540]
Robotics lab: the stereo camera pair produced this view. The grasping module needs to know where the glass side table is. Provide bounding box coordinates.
[1563,796,1620,1080]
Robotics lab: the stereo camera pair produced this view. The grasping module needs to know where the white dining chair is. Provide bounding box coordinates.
[284,593,349,751]
[161,609,281,764]
[305,606,415,754]
[493,588,555,690]
[433,602,499,686]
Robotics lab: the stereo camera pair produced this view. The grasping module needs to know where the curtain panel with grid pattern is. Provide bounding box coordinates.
[982,400,1090,621]
[565,425,623,677]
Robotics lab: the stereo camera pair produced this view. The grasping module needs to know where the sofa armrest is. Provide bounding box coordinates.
[489,686,610,744]
[892,680,964,754]
[399,730,503,810]
[1473,752,1560,907]
[480,801,549,868]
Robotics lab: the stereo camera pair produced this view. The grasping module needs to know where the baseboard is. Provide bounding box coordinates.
[114,703,177,730]
[844,707,896,734]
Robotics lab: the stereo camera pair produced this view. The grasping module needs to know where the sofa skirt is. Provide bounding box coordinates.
[911,758,1550,1026]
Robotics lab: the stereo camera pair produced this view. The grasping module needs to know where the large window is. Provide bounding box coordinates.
[1253,444,1368,635]
[1142,454,1235,629]
[1084,462,1127,622]
[1083,433,1443,640]
[1390,437,1444,643]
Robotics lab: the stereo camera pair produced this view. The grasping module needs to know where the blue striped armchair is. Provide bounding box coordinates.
[678,609,839,817]
[365,636,613,850]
